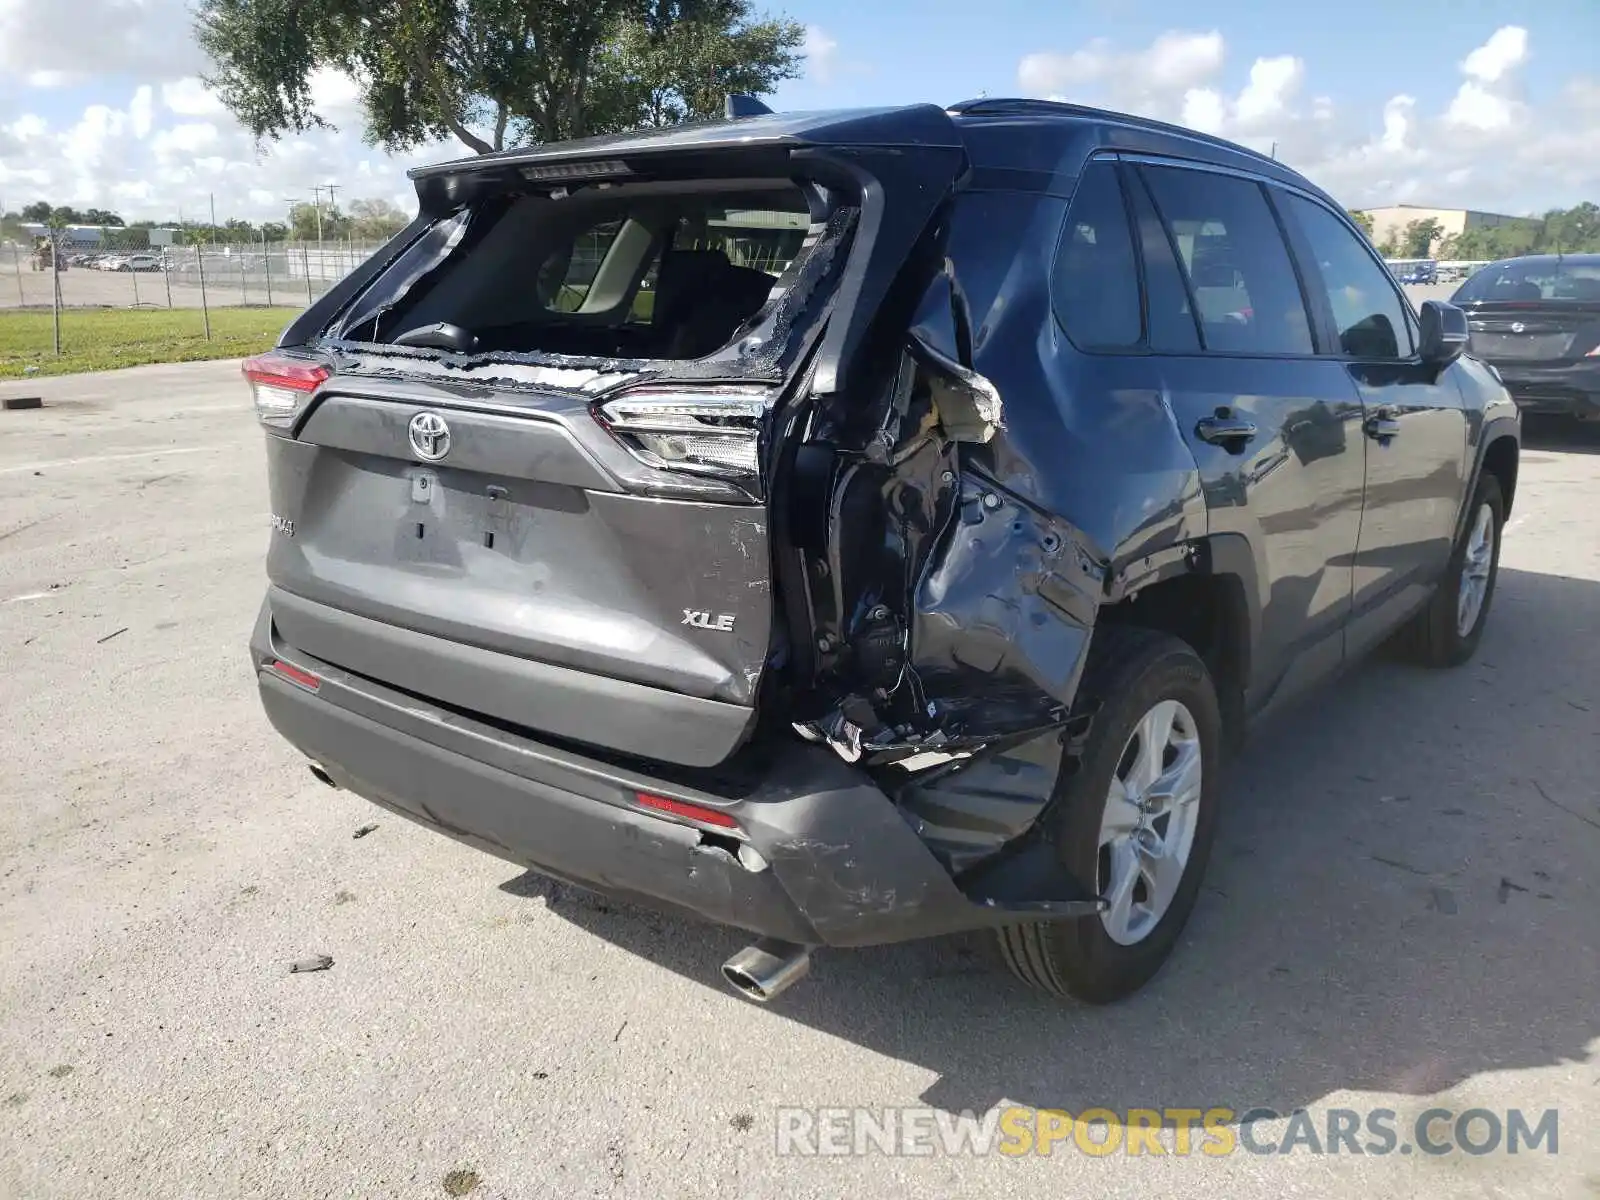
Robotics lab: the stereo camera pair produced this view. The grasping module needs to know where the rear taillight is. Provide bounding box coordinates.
[243,354,329,428]
[597,387,773,476]
[267,659,321,692]
[634,791,740,830]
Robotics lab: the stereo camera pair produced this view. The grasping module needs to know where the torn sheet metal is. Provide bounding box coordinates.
[793,340,1107,768]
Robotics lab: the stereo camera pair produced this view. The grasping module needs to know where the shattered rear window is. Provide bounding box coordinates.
[330,183,829,370]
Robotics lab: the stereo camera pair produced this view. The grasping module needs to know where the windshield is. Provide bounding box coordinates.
[1452,258,1600,303]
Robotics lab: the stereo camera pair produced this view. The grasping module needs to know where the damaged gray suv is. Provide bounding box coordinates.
[249,98,1520,1004]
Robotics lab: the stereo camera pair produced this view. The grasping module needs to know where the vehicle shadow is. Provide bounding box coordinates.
[504,565,1600,1119]
[1522,414,1600,455]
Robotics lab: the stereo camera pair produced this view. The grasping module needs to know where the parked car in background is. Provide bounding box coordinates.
[1453,253,1600,421]
[1393,259,1439,285]
[247,97,1520,1006]
[115,254,163,272]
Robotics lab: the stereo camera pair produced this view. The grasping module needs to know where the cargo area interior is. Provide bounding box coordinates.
[345,180,817,361]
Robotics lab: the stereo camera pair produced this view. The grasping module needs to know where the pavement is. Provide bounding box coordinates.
[0,359,1596,1199]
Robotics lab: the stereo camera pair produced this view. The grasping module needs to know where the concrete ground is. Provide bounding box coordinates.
[0,360,1596,1199]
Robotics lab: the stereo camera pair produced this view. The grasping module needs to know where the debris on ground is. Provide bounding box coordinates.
[352,824,379,839]
[442,1168,481,1196]
[288,955,334,973]
[3,396,43,410]
[1498,877,1529,904]
[95,627,129,645]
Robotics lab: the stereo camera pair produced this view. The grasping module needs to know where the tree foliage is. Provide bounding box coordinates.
[1347,209,1374,236]
[194,0,805,155]
[1348,202,1600,261]
[1399,217,1444,258]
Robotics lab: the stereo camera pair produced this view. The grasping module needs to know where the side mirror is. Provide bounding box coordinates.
[1418,300,1469,366]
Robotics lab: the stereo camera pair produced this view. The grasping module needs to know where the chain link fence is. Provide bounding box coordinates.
[3,233,386,313]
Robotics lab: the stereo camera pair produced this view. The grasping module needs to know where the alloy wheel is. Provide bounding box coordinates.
[1096,699,1204,946]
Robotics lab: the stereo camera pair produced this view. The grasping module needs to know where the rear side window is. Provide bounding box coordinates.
[1283,194,1415,358]
[1140,166,1315,356]
[1051,162,1142,350]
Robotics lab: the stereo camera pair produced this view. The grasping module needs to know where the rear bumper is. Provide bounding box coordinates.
[252,599,1082,947]
[1487,359,1600,417]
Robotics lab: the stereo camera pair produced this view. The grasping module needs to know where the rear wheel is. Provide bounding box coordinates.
[1400,473,1504,668]
[998,628,1222,1003]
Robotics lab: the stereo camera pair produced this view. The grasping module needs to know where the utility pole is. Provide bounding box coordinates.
[209,193,217,245]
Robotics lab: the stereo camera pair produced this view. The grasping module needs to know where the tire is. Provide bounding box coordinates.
[998,627,1223,1003]
[1400,473,1504,668]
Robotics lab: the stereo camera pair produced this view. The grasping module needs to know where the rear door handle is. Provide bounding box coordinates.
[1195,414,1258,448]
[1364,412,1401,441]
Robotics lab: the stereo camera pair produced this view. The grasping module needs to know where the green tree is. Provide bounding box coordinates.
[1347,209,1374,236]
[20,201,53,222]
[195,0,804,155]
[1399,217,1443,258]
[82,208,125,227]
[288,202,351,241]
[348,198,411,240]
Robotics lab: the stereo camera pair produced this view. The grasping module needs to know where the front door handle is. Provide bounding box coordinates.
[1364,412,1401,441]
[1195,414,1258,448]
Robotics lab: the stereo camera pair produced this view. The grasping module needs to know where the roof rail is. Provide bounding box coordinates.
[945,96,1284,171]
[725,94,774,120]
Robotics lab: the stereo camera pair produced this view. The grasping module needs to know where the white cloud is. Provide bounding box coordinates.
[130,86,155,140]
[1020,30,1224,96]
[1461,26,1527,83]
[0,0,203,82]
[1015,25,1596,213]
[1445,82,1515,132]
[161,77,226,118]
[1235,55,1303,126]
[802,25,840,85]
[1380,95,1415,153]
[1181,89,1227,135]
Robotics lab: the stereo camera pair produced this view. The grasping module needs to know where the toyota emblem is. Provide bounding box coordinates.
[408,411,451,461]
[1509,322,1525,333]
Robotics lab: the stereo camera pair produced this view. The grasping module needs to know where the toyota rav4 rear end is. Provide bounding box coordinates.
[249,103,1110,998]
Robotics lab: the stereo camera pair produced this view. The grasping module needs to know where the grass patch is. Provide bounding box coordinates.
[0,306,303,379]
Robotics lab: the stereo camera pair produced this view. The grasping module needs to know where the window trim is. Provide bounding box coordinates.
[1272,186,1425,366]
[1134,158,1322,361]
[1047,156,1148,355]
[1125,164,1205,353]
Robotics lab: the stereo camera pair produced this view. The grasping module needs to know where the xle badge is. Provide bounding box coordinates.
[683,610,736,633]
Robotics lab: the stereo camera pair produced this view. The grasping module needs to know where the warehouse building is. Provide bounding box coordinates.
[1359,205,1519,252]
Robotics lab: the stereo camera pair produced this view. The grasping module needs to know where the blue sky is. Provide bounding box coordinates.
[771,0,1596,116]
[1,0,1597,220]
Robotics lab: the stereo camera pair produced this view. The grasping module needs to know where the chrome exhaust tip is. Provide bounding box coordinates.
[721,939,811,1003]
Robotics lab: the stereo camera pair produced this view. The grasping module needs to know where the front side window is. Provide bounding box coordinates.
[1051,161,1143,350]
[1140,166,1315,356]
[1283,194,1414,359]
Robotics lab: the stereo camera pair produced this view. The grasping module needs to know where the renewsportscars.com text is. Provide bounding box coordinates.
[775,1106,1559,1158]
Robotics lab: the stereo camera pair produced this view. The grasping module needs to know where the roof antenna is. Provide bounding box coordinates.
[725,94,774,120]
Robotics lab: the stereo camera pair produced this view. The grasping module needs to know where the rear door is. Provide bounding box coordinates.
[1132,162,1367,712]
[1275,191,1469,659]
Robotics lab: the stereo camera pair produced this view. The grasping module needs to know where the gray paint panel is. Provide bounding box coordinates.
[268,587,755,768]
